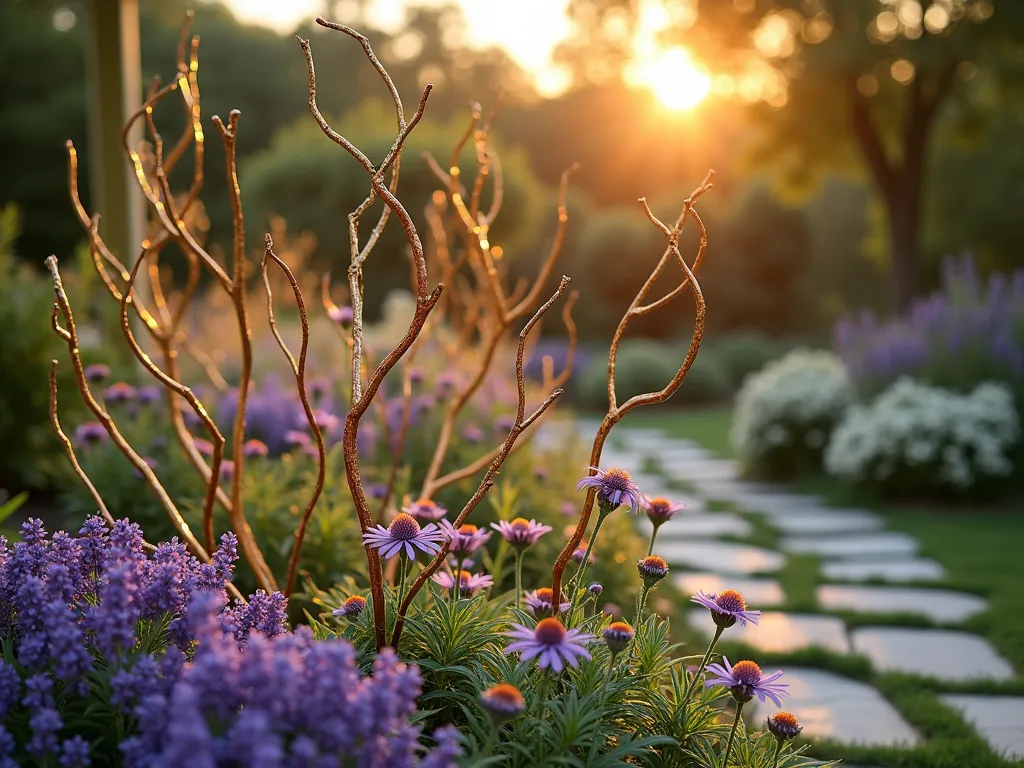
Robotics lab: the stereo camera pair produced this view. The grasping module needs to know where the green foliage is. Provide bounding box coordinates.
[709,333,797,392]
[0,205,81,491]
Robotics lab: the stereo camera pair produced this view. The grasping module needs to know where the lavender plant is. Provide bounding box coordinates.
[34,13,829,767]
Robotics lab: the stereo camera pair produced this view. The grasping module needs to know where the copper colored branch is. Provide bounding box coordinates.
[392,277,571,647]
[550,172,713,607]
[211,111,277,593]
[262,236,328,596]
[180,337,229,392]
[46,255,210,562]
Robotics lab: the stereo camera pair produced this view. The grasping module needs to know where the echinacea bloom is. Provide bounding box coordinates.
[637,555,669,586]
[365,482,389,500]
[74,421,107,446]
[440,521,492,557]
[193,438,214,457]
[431,569,493,597]
[327,304,353,324]
[480,684,526,721]
[571,546,596,565]
[643,496,686,526]
[331,595,367,619]
[576,467,643,514]
[490,518,552,550]
[705,658,788,707]
[312,409,340,434]
[461,424,485,443]
[560,501,576,517]
[137,385,161,406]
[691,589,761,629]
[219,460,235,479]
[504,617,593,673]
[103,382,137,403]
[284,430,310,448]
[403,498,447,522]
[242,439,269,458]
[84,363,111,383]
[603,621,634,655]
[766,711,802,743]
[362,513,445,561]
[524,588,570,618]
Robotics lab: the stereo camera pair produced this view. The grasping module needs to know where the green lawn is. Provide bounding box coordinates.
[641,406,1024,768]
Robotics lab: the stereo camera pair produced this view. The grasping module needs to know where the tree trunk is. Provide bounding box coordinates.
[886,189,920,311]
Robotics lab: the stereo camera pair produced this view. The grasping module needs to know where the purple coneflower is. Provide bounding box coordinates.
[284,430,310,448]
[431,569,493,598]
[312,409,340,434]
[766,712,802,744]
[362,512,445,561]
[461,424,485,443]
[84,363,111,383]
[603,621,634,656]
[480,684,526,721]
[560,500,577,517]
[242,439,269,458]
[691,589,761,629]
[331,595,367,620]
[576,467,643,514]
[524,587,570,619]
[365,482,389,500]
[219,460,234,480]
[328,305,353,325]
[440,520,492,557]
[193,437,214,457]
[491,518,552,551]
[307,376,332,402]
[637,555,669,587]
[74,421,107,446]
[409,367,425,385]
[494,414,516,433]
[642,496,686,555]
[705,658,788,707]
[504,617,593,673]
[436,371,461,392]
[403,498,447,522]
[103,382,137,403]
[137,385,161,406]
[571,546,596,565]
[587,582,603,597]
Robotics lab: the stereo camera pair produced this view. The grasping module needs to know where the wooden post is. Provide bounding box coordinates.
[85,0,144,263]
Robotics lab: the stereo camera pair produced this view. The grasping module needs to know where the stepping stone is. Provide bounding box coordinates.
[638,512,752,539]
[748,667,920,747]
[851,627,1015,681]
[782,533,918,559]
[941,694,1024,761]
[688,611,849,653]
[817,585,987,623]
[665,460,741,484]
[658,540,785,575]
[822,558,946,583]
[675,574,784,606]
[763,509,885,535]
[735,492,827,512]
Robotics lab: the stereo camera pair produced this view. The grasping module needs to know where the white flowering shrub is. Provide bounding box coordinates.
[825,377,1021,497]
[731,349,853,478]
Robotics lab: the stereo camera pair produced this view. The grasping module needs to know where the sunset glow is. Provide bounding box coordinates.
[631,47,712,110]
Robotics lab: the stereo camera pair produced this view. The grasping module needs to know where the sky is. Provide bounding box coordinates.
[217,0,574,92]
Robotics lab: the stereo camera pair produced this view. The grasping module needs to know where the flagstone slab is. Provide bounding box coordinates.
[638,512,753,539]
[851,627,1015,681]
[941,695,1024,761]
[817,585,987,622]
[764,509,885,535]
[782,533,918,559]
[688,611,849,653]
[674,574,784,606]
[749,667,920,747]
[821,558,946,583]
[657,540,785,574]
[664,458,741,482]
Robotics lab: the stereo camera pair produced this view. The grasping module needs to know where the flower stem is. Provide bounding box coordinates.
[634,584,652,625]
[681,625,724,710]
[514,552,523,612]
[647,525,660,557]
[391,557,410,645]
[770,739,783,768]
[567,507,610,622]
[722,702,745,768]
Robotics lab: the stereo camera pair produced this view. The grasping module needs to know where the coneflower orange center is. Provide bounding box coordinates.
[603,468,632,489]
[534,587,555,603]
[773,712,798,727]
[716,590,747,613]
[608,621,633,634]
[344,595,366,607]
[458,524,478,534]
[388,513,421,540]
[485,684,525,705]
[535,617,567,645]
[731,660,762,685]
[511,517,530,529]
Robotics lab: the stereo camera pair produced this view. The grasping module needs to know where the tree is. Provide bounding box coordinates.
[560,0,1024,310]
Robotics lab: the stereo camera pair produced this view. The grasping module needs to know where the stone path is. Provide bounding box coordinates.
[563,419,1021,760]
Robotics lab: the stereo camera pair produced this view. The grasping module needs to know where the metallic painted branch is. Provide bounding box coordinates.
[262,235,327,596]
[550,172,713,607]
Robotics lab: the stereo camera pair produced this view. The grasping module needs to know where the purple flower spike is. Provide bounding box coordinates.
[362,513,445,561]
[490,518,552,551]
[431,569,493,597]
[504,618,593,673]
[705,657,788,707]
[576,467,643,514]
[691,589,761,629]
[403,498,447,522]
[439,520,492,556]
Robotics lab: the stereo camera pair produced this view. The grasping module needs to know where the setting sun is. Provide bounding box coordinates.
[632,47,712,111]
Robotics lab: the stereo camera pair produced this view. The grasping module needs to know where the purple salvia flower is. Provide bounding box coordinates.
[59,736,91,767]
[89,559,140,659]
[0,662,20,719]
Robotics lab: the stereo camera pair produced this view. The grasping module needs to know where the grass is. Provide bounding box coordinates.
[645,406,1024,768]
